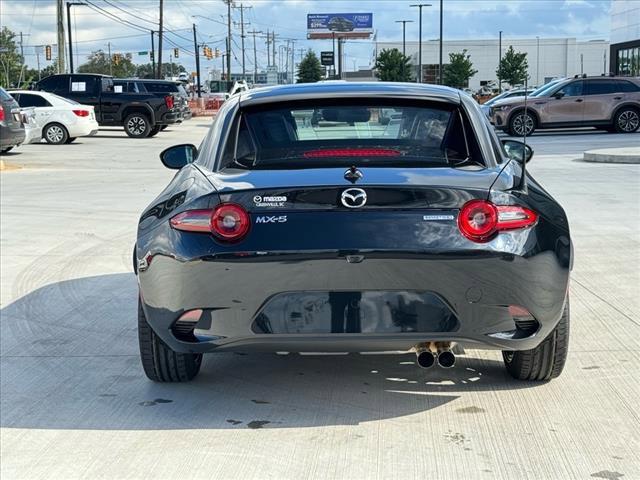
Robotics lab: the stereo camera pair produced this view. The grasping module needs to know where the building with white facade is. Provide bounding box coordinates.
[376,37,610,89]
[610,0,640,76]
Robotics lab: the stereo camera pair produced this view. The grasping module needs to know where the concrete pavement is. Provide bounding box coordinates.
[1,120,639,479]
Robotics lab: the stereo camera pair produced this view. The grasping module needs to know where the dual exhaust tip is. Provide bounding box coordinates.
[415,343,456,369]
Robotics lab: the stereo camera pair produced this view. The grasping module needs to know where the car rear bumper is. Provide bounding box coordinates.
[158,111,181,125]
[138,247,571,355]
[0,125,26,147]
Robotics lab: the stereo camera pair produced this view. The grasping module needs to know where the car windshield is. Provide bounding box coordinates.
[531,79,566,97]
[226,100,480,169]
[49,93,79,105]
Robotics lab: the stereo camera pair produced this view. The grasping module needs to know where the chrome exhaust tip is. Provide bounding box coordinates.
[416,348,436,369]
[437,349,456,368]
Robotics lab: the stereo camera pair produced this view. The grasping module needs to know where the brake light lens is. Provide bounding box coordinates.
[303,148,400,158]
[165,95,174,109]
[170,203,250,242]
[458,200,538,242]
[0,105,5,122]
[72,109,90,117]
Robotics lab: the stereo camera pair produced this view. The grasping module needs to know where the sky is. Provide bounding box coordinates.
[1,0,612,74]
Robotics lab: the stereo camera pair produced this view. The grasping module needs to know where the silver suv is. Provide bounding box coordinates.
[490,76,640,136]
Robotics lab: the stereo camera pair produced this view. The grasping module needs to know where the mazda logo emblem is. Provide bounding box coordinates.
[341,188,367,208]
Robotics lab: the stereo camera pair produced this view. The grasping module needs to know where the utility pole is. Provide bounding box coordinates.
[17,32,30,86]
[439,0,443,84]
[272,31,277,71]
[332,32,336,78]
[410,4,431,83]
[233,4,252,80]
[56,0,66,73]
[290,40,295,83]
[107,42,112,76]
[337,37,343,79]
[265,29,270,67]
[498,30,502,93]
[66,2,84,74]
[536,36,540,86]
[150,31,156,77]
[157,0,164,79]
[248,30,261,84]
[395,20,413,56]
[193,23,201,97]
[225,0,232,83]
[35,45,42,80]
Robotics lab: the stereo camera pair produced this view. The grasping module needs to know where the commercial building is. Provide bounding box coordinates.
[610,0,640,76]
[376,37,609,90]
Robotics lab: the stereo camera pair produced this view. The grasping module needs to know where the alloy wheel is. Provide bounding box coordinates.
[127,116,147,136]
[618,110,639,132]
[46,125,65,143]
[512,113,534,136]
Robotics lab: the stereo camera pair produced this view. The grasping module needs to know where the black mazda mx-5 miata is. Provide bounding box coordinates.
[135,82,572,383]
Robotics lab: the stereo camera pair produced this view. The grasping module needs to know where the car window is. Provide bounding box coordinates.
[225,101,481,170]
[617,80,640,93]
[71,75,99,96]
[39,75,69,94]
[556,81,583,97]
[531,79,565,97]
[16,93,52,108]
[143,82,179,93]
[585,80,616,95]
[0,87,13,101]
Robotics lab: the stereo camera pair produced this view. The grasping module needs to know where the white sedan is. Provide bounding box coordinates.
[9,90,99,144]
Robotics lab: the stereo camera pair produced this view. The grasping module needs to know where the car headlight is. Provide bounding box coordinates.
[498,105,512,111]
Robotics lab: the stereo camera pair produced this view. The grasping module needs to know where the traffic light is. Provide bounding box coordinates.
[45,45,52,61]
[214,48,220,58]
[174,48,179,58]
[113,53,121,65]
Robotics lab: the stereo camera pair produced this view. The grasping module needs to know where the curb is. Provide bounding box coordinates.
[583,147,640,164]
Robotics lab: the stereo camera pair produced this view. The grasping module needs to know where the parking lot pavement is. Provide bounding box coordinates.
[1,120,639,480]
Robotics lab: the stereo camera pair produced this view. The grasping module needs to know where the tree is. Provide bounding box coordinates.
[443,49,477,89]
[136,62,186,79]
[0,27,24,88]
[77,50,136,77]
[297,50,323,83]
[497,46,529,87]
[374,48,413,82]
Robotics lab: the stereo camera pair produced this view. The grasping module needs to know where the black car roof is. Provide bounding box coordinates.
[239,81,462,107]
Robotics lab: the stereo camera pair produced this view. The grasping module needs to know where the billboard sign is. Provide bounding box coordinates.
[307,13,373,39]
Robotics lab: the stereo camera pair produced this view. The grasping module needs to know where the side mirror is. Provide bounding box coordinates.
[160,144,197,169]
[502,139,533,163]
[553,91,565,99]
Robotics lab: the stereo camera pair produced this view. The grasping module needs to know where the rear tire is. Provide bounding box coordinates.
[138,298,202,382]
[613,107,640,133]
[507,110,537,137]
[148,125,161,137]
[124,113,152,138]
[160,125,168,131]
[43,123,69,144]
[502,299,570,381]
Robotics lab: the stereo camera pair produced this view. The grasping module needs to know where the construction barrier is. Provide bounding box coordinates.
[187,97,224,117]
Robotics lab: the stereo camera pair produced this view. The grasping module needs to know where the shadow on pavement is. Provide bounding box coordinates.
[1,274,542,430]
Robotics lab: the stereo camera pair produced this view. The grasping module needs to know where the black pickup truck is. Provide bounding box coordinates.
[35,74,181,138]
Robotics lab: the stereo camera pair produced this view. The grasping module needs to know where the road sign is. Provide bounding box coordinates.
[138,51,148,56]
[320,51,335,66]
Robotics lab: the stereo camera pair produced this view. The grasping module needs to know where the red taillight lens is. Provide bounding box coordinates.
[170,204,250,242]
[458,200,538,242]
[303,148,400,158]
[211,203,250,241]
[165,95,174,109]
[72,109,90,117]
[0,105,5,122]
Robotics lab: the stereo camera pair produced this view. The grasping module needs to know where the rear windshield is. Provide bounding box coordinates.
[223,100,481,169]
[144,82,179,93]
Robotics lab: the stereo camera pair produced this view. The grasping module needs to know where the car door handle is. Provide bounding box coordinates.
[614,96,622,100]
[575,99,583,102]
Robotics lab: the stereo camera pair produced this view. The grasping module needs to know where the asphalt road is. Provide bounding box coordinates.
[1,119,639,480]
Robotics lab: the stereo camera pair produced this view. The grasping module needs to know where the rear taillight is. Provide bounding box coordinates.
[458,200,538,242]
[72,109,89,117]
[170,203,250,242]
[0,105,5,122]
[303,148,400,158]
[165,95,174,109]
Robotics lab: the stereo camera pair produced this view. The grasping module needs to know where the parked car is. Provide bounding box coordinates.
[18,108,43,145]
[480,88,536,118]
[134,82,572,383]
[490,75,640,135]
[113,79,192,122]
[9,90,99,144]
[35,74,181,138]
[0,87,25,154]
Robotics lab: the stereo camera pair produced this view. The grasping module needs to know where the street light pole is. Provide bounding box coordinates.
[410,3,432,83]
[395,20,413,56]
[498,30,502,93]
[536,36,540,86]
[439,0,443,84]
[66,2,85,74]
